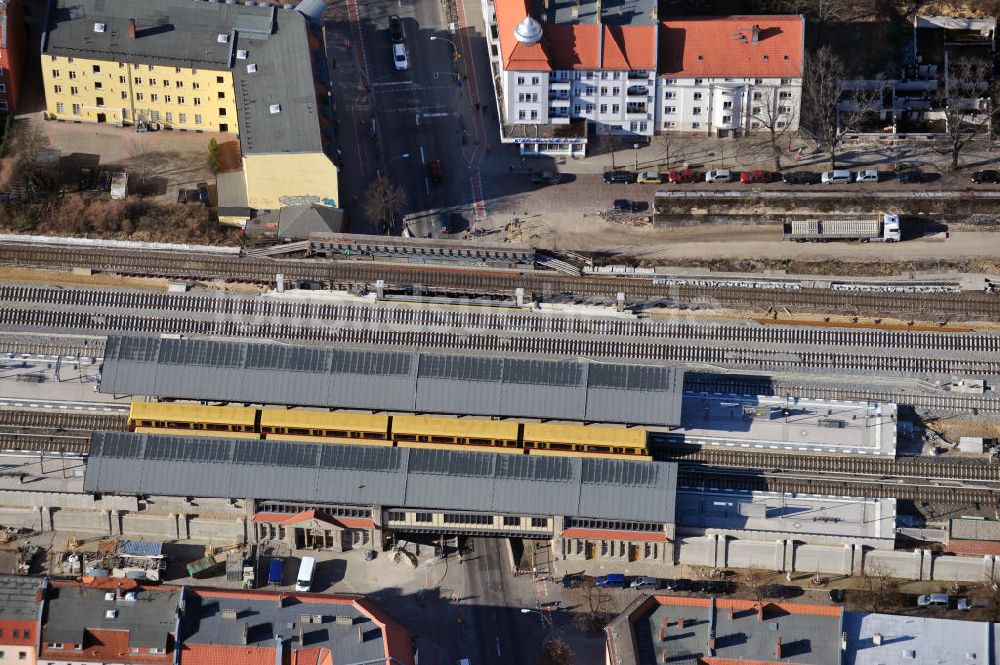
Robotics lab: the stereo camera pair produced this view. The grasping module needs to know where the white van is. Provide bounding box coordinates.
[855,169,879,183]
[821,169,852,184]
[295,556,316,592]
[916,593,949,607]
[705,169,732,183]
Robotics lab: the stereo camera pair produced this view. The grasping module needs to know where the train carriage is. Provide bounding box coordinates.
[128,402,261,439]
[390,415,521,454]
[522,422,650,459]
[259,409,392,447]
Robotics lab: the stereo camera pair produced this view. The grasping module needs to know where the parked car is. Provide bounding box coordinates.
[760,584,799,599]
[694,580,734,595]
[829,588,846,603]
[662,579,692,592]
[530,170,562,185]
[392,43,409,71]
[596,573,627,588]
[637,171,662,184]
[971,170,1000,184]
[427,160,443,184]
[561,573,586,588]
[740,170,773,184]
[668,169,701,184]
[603,170,637,184]
[821,169,852,184]
[957,597,972,611]
[783,171,821,185]
[267,556,285,585]
[704,169,732,183]
[855,169,880,183]
[917,593,949,607]
[196,182,210,206]
[896,169,924,184]
[613,199,643,212]
[388,14,405,42]
[630,576,660,590]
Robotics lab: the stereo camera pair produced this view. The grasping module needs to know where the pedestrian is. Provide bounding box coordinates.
[508,165,513,174]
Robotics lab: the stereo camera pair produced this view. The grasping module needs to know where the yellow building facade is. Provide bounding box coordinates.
[41,55,238,132]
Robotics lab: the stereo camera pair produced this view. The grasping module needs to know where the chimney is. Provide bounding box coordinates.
[776,637,782,659]
[678,618,685,629]
[707,636,716,651]
[757,604,764,621]
[873,633,883,646]
[729,606,735,620]
[242,623,249,645]
[116,583,124,599]
[751,24,760,44]
[129,18,136,39]
[357,625,363,643]
[274,635,283,665]
[298,626,304,645]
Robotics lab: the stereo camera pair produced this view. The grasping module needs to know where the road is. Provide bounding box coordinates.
[461,538,541,665]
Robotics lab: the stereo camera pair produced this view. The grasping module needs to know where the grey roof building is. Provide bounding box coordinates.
[100,335,684,427]
[245,203,344,240]
[0,575,42,620]
[85,432,677,524]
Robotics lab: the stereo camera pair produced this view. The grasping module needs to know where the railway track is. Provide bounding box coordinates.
[3,285,1000,354]
[0,433,90,455]
[685,375,1000,414]
[660,447,1000,482]
[6,308,1000,376]
[2,243,999,320]
[678,471,998,503]
[0,409,125,432]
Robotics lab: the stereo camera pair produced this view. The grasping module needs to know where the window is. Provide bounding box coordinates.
[72,103,82,114]
[147,64,153,71]
[192,82,200,89]
[599,104,607,113]
[517,93,525,102]
[516,76,524,84]
[531,93,538,102]
[218,91,225,99]
[722,101,732,109]
[68,71,77,80]
[193,97,201,106]
[17,652,24,660]
[755,78,763,84]
[573,105,581,114]
[663,120,675,128]
[531,517,548,527]
[600,86,607,95]
[179,113,187,123]
[165,112,173,122]
[67,57,74,63]
[136,92,144,101]
[195,114,203,124]
[70,86,78,95]
[414,512,433,523]
[51,69,60,78]
[386,510,405,521]
[531,76,539,84]
[612,87,619,95]
[0,651,4,658]
[779,106,791,114]
[119,75,126,84]
[503,516,520,526]
[96,96,104,107]
[518,110,525,120]
[601,72,608,79]
[780,78,792,84]
[693,92,702,100]
[163,80,170,87]
[92,64,101,73]
[776,121,786,128]
[664,106,676,113]
[54,84,62,93]
[692,122,701,128]
[150,110,160,121]
[11,630,18,638]
[694,78,703,84]
[176,81,184,88]
[55,102,64,113]
[611,104,619,113]
[779,91,792,99]
[219,107,228,116]
[165,95,172,103]
[530,110,537,119]
[664,91,675,99]
[612,72,620,80]
[663,78,676,85]
[177,96,185,104]
[121,91,128,100]
[692,106,701,115]
[753,91,762,100]
[150,93,158,102]
[763,55,769,61]
[751,121,761,129]
[94,81,103,90]
[722,115,731,123]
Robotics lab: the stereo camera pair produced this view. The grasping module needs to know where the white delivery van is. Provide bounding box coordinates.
[295,556,316,592]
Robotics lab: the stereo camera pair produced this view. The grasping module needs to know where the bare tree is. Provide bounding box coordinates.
[538,638,574,665]
[801,46,886,169]
[362,175,406,233]
[748,87,798,172]
[8,124,57,201]
[935,57,999,171]
[744,567,767,605]
[569,578,612,636]
[858,559,897,613]
[756,0,852,22]
[127,140,155,195]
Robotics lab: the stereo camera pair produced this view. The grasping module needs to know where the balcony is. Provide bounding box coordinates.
[627,71,649,81]
[550,116,571,124]
[625,104,647,119]
[550,81,571,92]
[550,97,570,108]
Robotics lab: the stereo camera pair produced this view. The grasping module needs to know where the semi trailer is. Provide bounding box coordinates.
[783,214,901,242]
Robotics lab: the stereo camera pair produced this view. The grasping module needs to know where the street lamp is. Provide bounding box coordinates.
[520,607,552,628]
[430,36,461,61]
[387,152,411,165]
[633,142,641,171]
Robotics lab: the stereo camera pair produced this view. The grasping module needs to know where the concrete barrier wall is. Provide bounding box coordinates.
[678,536,716,566]
[726,540,779,569]
[794,545,852,575]
[928,554,990,583]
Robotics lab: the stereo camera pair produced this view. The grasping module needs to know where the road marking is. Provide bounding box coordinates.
[419,146,426,164]
[496,636,501,657]
[424,177,430,196]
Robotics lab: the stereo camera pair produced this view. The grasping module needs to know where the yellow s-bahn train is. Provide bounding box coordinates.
[127,402,651,460]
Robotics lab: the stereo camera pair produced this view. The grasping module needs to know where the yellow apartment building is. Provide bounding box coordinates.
[41,0,339,221]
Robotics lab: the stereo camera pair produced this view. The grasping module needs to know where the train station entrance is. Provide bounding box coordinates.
[252,510,375,552]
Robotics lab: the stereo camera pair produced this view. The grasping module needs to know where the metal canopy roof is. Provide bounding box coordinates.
[85,432,677,523]
[100,335,683,426]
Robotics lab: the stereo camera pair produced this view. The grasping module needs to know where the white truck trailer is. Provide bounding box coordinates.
[783,213,901,242]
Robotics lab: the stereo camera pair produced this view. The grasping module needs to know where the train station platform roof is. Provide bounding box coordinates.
[85,432,678,524]
[99,335,684,426]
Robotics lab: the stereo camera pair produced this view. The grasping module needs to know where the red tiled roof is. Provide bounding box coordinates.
[251,511,374,530]
[181,644,276,665]
[494,0,656,71]
[658,16,804,78]
[40,628,173,664]
[0,619,36,645]
[652,595,843,617]
[561,527,668,542]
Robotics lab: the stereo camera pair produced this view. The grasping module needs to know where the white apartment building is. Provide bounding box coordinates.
[481,1,804,156]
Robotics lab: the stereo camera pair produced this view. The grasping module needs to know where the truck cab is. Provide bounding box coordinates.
[882,214,901,242]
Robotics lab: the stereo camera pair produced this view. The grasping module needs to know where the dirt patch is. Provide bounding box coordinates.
[216,139,243,173]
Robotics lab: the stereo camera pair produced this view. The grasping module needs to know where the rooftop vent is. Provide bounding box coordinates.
[93,22,107,33]
[763,54,769,61]
[104,592,115,602]
[246,63,258,73]
[222,608,238,620]
[513,16,542,45]
[217,33,229,44]
[269,104,281,114]
[237,49,249,59]
[105,609,118,620]
[122,592,137,602]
